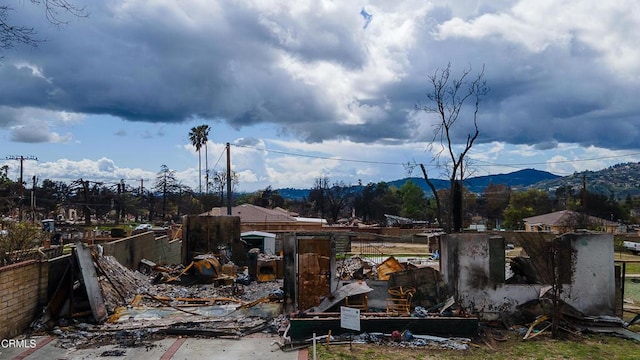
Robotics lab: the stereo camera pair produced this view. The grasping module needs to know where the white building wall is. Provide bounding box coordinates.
[442,232,615,320]
[565,233,615,315]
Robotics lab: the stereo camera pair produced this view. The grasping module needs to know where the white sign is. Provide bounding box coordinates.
[340,306,361,331]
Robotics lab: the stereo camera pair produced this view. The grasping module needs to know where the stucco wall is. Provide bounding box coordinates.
[566,233,615,315]
[102,232,181,269]
[442,232,615,320]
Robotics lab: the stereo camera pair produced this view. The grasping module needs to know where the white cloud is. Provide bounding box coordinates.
[436,0,640,78]
[1,0,640,192]
[28,158,155,185]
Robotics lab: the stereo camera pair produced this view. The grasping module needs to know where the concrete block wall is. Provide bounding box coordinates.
[182,216,244,266]
[102,232,181,269]
[0,260,48,339]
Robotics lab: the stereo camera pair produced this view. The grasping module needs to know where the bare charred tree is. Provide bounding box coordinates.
[309,177,329,221]
[417,63,489,233]
[419,164,441,227]
[1,1,87,56]
[154,165,180,221]
[68,179,103,227]
[309,177,355,223]
[324,181,354,224]
[210,169,238,207]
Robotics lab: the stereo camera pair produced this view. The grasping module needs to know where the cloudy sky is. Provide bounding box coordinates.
[1,0,639,193]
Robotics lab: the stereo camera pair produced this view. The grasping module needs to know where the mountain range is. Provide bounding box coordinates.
[277,162,640,201]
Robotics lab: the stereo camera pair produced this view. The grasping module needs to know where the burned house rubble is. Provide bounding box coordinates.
[442,232,616,319]
[11,220,640,354]
[440,231,640,341]
[279,232,474,344]
[281,231,639,343]
[31,241,287,349]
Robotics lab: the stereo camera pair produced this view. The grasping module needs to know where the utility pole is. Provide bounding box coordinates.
[226,143,232,215]
[582,175,587,212]
[6,155,38,222]
[31,175,37,222]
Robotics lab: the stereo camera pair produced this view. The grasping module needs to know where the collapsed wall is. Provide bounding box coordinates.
[440,232,616,320]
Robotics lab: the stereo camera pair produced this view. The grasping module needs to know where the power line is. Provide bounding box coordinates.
[471,151,640,168]
[211,146,227,173]
[231,143,640,170]
[232,144,409,166]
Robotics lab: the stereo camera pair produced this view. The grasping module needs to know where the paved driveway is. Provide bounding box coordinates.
[1,333,306,360]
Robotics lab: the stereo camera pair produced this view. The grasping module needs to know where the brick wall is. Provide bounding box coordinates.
[0,260,48,339]
[102,232,181,269]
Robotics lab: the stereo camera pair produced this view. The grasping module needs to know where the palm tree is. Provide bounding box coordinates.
[189,124,211,194]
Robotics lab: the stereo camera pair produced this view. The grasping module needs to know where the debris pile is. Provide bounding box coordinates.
[336,256,374,280]
[282,331,472,351]
[335,254,439,282]
[256,252,283,282]
[139,255,237,285]
[33,241,286,349]
[496,294,640,342]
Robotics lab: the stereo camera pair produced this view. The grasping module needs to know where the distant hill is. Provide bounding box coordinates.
[529,162,640,200]
[387,168,560,194]
[277,168,560,200]
[277,163,640,201]
[277,188,313,201]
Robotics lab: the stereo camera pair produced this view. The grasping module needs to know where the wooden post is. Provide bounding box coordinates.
[75,241,107,322]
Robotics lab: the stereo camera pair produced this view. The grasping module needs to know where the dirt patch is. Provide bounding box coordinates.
[350,242,431,255]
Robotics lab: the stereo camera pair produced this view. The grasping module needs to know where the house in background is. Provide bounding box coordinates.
[203,204,326,232]
[523,210,619,234]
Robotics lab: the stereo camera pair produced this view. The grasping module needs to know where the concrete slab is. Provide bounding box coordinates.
[0,335,52,359]
[3,334,305,360]
[170,334,301,360]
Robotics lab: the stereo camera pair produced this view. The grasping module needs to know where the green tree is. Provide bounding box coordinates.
[245,186,285,209]
[502,189,552,230]
[554,185,576,209]
[0,222,44,265]
[622,194,638,223]
[0,167,17,215]
[399,180,427,220]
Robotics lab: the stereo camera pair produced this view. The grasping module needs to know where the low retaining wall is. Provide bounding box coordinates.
[0,260,48,339]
